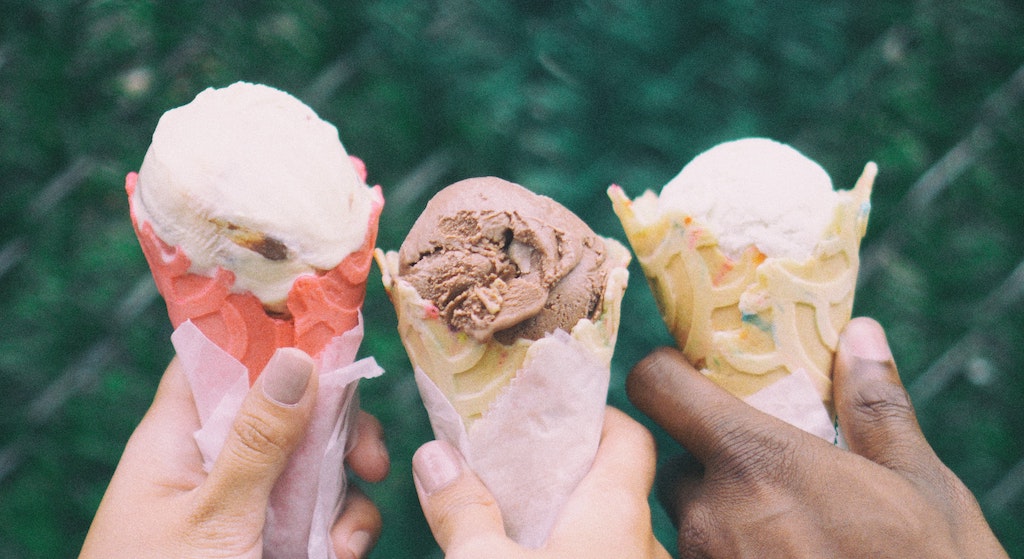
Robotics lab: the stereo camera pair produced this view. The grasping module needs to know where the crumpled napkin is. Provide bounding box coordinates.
[415,328,610,547]
[171,316,383,559]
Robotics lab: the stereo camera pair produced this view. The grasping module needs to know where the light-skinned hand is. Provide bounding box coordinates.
[412,406,671,559]
[628,317,1008,559]
[80,348,389,559]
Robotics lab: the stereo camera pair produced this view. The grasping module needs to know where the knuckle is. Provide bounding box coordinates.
[628,349,681,404]
[853,383,916,424]
[677,500,714,559]
[847,361,918,425]
[430,484,500,538]
[708,420,800,487]
[178,505,259,556]
[228,409,289,466]
[439,488,498,522]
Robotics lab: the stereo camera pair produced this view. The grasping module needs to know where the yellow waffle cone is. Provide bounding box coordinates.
[610,163,874,418]
[375,240,630,428]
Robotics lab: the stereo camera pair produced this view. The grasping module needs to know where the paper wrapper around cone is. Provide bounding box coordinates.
[376,240,630,547]
[609,163,875,442]
[126,157,384,559]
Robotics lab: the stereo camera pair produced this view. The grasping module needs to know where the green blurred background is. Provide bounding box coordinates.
[2,1,1023,557]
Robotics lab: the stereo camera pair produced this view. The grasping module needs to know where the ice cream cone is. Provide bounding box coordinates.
[610,162,874,419]
[377,238,629,546]
[127,161,383,384]
[376,239,630,427]
[127,82,386,559]
[377,176,630,546]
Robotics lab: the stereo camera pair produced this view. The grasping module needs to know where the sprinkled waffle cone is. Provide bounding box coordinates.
[610,163,874,418]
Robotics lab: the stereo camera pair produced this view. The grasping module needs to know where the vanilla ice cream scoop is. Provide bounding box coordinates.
[133,82,375,311]
[660,138,838,261]
[611,137,874,440]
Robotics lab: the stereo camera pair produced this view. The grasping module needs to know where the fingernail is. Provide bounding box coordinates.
[842,319,893,363]
[347,530,372,559]
[413,441,462,496]
[261,347,314,406]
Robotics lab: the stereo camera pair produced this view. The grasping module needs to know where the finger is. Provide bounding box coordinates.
[195,347,317,522]
[133,358,199,444]
[346,411,390,483]
[552,407,658,531]
[627,347,794,466]
[589,407,659,495]
[79,358,207,555]
[834,317,938,478]
[331,485,381,559]
[655,451,704,528]
[147,357,201,429]
[119,358,206,489]
[551,408,671,559]
[412,440,505,551]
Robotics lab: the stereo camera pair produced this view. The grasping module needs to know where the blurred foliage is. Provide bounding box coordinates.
[1,0,1023,557]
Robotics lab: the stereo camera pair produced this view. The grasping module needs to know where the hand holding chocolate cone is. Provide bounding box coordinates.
[127,82,384,558]
[377,177,630,546]
[610,138,874,440]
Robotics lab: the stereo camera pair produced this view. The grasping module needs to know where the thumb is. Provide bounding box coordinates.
[196,347,317,522]
[834,317,937,478]
[412,440,506,553]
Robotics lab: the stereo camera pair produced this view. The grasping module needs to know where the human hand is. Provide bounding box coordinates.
[628,317,1009,559]
[80,348,389,559]
[412,406,671,559]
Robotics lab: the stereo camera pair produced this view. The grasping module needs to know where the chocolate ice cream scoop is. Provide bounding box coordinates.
[398,177,613,344]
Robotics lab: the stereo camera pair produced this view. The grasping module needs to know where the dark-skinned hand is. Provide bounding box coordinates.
[628,317,1008,559]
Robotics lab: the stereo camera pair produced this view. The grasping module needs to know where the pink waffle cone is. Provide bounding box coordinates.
[126,156,383,383]
[127,155,385,559]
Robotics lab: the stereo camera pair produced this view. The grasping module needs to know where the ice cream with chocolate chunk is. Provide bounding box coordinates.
[133,81,376,315]
[126,81,385,558]
[397,176,613,345]
[128,81,383,378]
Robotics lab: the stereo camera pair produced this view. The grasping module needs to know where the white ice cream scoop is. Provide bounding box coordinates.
[610,137,875,442]
[133,82,375,311]
[660,137,838,261]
